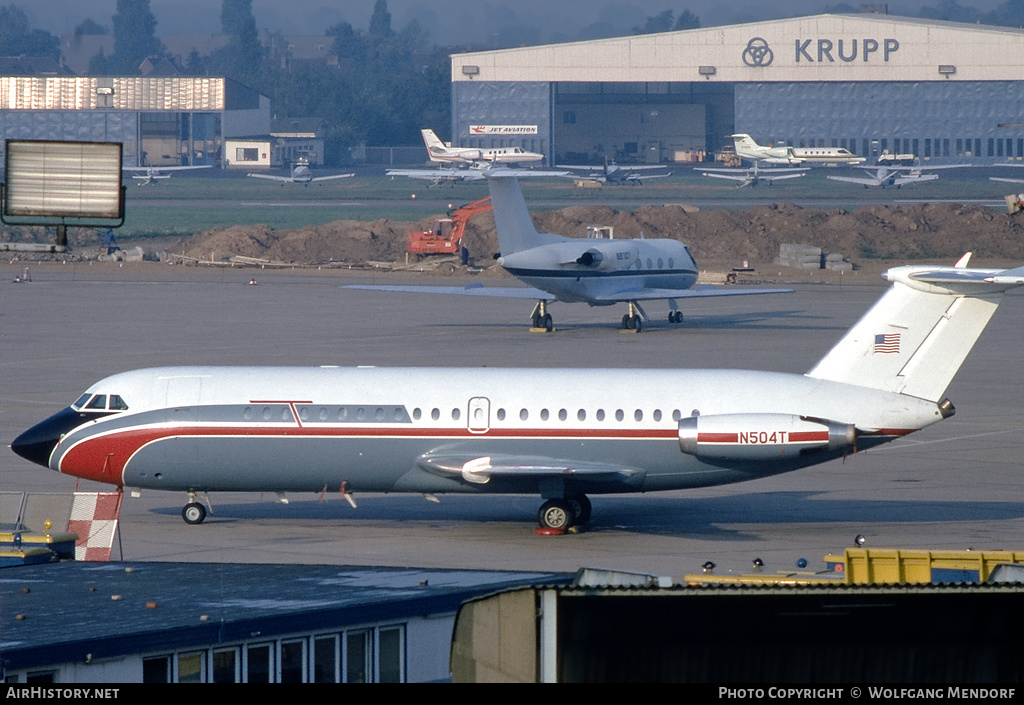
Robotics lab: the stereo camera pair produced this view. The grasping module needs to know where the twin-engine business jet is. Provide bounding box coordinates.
[732,134,866,165]
[12,255,1024,530]
[422,129,544,167]
[346,173,790,331]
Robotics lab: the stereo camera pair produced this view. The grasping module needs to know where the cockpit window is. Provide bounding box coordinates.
[86,395,107,410]
[109,395,128,411]
[73,393,92,409]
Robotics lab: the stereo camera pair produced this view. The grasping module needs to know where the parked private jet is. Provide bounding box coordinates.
[12,255,1023,530]
[346,172,790,331]
[732,134,866,165]
[422,129,544,167]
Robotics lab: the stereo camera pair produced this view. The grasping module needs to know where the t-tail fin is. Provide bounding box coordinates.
[485,174,562,255]
[421,129,448,160]
[807,256,1024,402]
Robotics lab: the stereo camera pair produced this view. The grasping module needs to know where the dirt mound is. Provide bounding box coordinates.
[165,201,1024,266]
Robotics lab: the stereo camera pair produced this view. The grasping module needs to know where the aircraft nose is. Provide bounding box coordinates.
[11,407,88,468]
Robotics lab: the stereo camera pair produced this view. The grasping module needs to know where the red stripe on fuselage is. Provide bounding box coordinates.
[56,423,680,485]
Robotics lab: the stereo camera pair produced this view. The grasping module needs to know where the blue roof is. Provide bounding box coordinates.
[1,562,568,671]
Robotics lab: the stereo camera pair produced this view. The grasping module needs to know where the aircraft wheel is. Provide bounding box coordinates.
[633,316,643,332]
[543,313,553,332]
[182,502,207,525]
[621,314,631,329]
[567,495,592,525]
[538,499,575,531]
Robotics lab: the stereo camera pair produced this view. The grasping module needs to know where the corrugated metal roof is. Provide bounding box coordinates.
[1,562,568,671]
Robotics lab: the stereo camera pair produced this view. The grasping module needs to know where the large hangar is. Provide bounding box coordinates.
[0,76,270,168]
[450,13,1024,166]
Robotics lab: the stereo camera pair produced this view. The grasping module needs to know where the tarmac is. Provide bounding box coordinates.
[2,259,1022,580]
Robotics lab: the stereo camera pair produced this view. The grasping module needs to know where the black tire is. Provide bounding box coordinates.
[622,314,630,329]
[567,495,592,525]
[543,313,553,331]
[182,502,207,525]
[634,316,642,332]
[538,499,574,530]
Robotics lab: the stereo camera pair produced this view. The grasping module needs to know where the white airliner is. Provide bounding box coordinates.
[732,134,866,165]
[421,129,544,167]
[123,165,212,185]
[346,173,790,331]
[12,254,1023,530]
[248,157,354,184]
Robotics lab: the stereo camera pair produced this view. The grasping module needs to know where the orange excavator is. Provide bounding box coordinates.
[407,196,492,257]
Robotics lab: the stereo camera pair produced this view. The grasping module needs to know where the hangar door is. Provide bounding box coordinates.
[553,82,734,165]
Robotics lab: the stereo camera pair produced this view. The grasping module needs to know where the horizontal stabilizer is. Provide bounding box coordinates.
[808,259,1024,401]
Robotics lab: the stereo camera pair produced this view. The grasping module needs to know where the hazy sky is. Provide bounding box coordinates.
[16,1,1012,45]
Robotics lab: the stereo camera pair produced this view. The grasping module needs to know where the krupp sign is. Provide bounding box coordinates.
[742,37,901,66]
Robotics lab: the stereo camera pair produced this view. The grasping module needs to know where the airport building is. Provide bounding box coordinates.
[450,13,1024,166]
[0,562,564,683]
[0,76,270,168]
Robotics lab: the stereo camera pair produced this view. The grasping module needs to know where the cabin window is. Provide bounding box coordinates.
[356,408,366,421]
[672,409,682,422]
[615,409,624,422]
[497,408,506,421]
[431,408,440,421]
[263,407,273,421]
[375,407,385,421]
[668,258,674,269]
[520,408,528,421]
[540,409,550,421]
[653,409,662,422]
[577,409,586,421]
[646,258,653,269]
[558,409,567,421]
[596,409,605,421]
[657,258,663,269]
[319,408,328,421]
[413,408,422,420]
[451,408,461,421]
[634,409,643,422]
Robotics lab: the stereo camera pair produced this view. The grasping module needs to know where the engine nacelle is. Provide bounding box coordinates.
[678,413,856,461]
[576,249,604,267]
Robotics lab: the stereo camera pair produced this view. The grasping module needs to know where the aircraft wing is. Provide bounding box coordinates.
[701,171,756,183]
[990,177,1024,184]
[893,174,939,185]
[387,168,484,182]
[417,453,639,485]
[310,173,355,181]
[827,175,883,186]
[344,283,556,300]
[623,171,672,181]
[247,173,293,181]
[590,285,793,303]
[124,165,212,172]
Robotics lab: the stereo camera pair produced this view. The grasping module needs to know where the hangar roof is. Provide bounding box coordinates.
[451,13,1024,84]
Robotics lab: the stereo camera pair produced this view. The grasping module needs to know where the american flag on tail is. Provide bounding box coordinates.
[874,333,901,354]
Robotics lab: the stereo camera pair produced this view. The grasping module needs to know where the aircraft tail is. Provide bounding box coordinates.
[807,256,1024,402]
[485,174,561,255]
[731,134,761,152]
[421,129,447,160]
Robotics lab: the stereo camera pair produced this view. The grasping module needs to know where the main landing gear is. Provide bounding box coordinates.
[537,495,592,531]
[620,301,646,332]
[530,300,554,332]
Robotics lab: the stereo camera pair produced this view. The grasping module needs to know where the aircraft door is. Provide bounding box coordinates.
[468,397,490,434]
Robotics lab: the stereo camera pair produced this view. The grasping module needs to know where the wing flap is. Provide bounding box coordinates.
[416,453,637,485]
[343,284,555,300]
[590,286,793,302]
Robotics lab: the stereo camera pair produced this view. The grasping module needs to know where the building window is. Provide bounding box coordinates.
[143,656,171,683]
[245,643,274,683]
[177,651,205,683]
[346,630,372,683]
[235,147,259,162]
[378,627,404,683]
[314,635,339,683]
[280,639,306,683]
[212,647,240,683]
